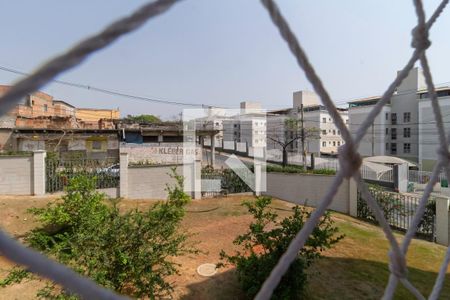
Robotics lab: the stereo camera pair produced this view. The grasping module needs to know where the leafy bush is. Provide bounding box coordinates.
[266,164,336,175]
[202,166,252,194]
[357,185,406,224]
[4,169,195,299]
[418,198,436,234]
[219,197,343,299]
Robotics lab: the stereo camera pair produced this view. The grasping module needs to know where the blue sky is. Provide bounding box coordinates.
[0,0,449,119]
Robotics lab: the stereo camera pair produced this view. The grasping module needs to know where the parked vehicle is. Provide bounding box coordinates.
[96,164,120,177]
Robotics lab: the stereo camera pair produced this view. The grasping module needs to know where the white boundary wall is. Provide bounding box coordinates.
[0,151,45,195]
[263,172,357,214]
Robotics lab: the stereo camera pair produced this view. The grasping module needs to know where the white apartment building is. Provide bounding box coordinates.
[348,67,449,171]
[268,91,348,156]
[418,87,450,170]
[195,107,232,147]
[222,101,266,149]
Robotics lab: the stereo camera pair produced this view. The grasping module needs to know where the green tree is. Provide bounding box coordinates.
[267,118,319,168]
[219,197,343,299]
[125,114,161,124]
[3,170,195,299]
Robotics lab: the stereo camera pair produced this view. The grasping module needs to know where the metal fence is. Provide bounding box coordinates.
[201,167,252,197]
[46,157,120,193]
[409,170,448,185]
[357,188,436,241]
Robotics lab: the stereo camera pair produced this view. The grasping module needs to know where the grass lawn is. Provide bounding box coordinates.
[0,194,449,299]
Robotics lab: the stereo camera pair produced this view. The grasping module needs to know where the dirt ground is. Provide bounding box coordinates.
[0,194,292,300]
[1,194,449,299]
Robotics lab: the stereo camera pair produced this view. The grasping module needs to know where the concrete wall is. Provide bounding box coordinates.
[127,165,184,199]
[0,155,33,195]
[263,172,356,214]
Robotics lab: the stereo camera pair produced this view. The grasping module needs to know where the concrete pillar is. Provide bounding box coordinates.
[32,150,46,196]
[394,164,408,193]
[192,160,201,199]
[349,178,358,217]
[210,134,215,168]
[119,153,128,198]
[436,197,450,246]
[254,160,262,197]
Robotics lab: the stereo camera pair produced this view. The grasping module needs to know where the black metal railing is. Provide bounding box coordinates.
[357,187,436,241]
[46,157,119,193]
[201,167,252,197]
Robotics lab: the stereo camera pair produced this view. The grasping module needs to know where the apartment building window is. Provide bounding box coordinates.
[391,113,397,125]
[44,104,48,112]
[337,141,341,146]
[404,127,411,138]
[333,130,336,135]
[391,128,397,140]
[322,141,326,147]
[386,128,389,135]
[404,143,411,153]
[337,130,341,135]
[385,112,389,120]
[322,117,326,123]
[333,141,336,146]
[391,143,397,154]
[386,143,389,151]
[322,130,327,135]
[404,112,411,123]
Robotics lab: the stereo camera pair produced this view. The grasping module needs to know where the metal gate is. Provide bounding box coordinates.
[46,157,119,193]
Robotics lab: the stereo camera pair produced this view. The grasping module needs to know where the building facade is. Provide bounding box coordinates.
[347,67,449,170]
[268,91,348,156]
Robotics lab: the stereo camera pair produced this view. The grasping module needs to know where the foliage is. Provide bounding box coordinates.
[125,114,161,124]
[0,268,30,287]
[219,197,343,299]
[0,150,32,156]
[418,198,436,234]
[4,169,195,299]
[202,165,252,194]
[266,164,336,175]
[45,157,119,193]
[267,117,320,167]
[357,185,406,224]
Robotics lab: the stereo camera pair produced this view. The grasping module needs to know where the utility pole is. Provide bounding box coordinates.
[371,123,375,156]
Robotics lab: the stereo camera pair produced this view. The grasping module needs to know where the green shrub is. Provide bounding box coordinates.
[219,197,343,299]
[357,185,406,224]
[4,169,195,299]
[266,164,336,175]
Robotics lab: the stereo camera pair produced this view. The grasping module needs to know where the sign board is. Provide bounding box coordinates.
[120,143,201,165]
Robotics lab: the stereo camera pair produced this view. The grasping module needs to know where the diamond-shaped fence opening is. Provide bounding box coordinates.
[0,0,449,299]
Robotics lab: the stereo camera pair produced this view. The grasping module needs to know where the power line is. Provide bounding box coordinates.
[0,65,219,108]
